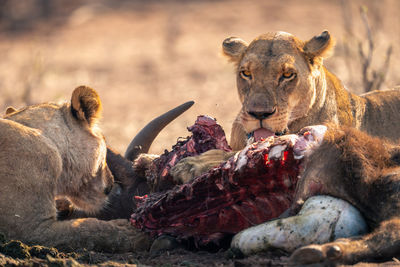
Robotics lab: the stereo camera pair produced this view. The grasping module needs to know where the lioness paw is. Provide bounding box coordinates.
[290,243,343,265]
[289,244,326,264]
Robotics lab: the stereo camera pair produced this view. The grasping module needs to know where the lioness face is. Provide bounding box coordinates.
[223,31,334,142]
[64,86,115,213]
[65,127,114,214]
[4,86,114,214]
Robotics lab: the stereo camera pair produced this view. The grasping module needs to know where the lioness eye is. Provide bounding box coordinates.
[282,71,295,79]
[240,70,252,79]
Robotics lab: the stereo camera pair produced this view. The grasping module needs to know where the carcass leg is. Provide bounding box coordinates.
[290,217,400,264]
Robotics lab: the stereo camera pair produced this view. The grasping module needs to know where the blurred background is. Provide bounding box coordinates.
[0,0,399,154]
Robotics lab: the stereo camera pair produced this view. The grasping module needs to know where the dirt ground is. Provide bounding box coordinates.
[1,234,399,267]
[0,234,291,266]
[1,0,400,266]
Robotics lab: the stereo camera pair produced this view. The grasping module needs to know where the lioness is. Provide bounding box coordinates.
[172,31,400,183]
[223,31,400,150]
[0,86,150,252]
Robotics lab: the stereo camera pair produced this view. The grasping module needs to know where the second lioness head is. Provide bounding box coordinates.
[223,31,335,141]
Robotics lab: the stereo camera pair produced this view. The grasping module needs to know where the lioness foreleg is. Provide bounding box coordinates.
[29,218,151,252]
[290,217,400,264]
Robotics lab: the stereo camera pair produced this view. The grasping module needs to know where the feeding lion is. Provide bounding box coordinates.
[219,30,400,264]
[172,30,400,183]
[0,86,179,252]
[223,30,400,150]
[161,31,400,263]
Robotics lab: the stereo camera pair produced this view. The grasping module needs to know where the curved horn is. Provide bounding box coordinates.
[125,101,195,161]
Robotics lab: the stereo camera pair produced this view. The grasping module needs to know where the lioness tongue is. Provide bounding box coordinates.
[253,128,275,141]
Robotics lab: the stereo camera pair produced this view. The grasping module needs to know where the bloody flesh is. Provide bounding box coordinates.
[131,117,302,245]
[146,115,231,192]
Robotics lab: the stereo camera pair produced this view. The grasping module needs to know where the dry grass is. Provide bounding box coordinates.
[0,0,399,154]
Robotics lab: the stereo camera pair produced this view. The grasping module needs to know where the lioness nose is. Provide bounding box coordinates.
[248,109,276,120]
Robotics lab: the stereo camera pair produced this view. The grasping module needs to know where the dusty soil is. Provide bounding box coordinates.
[1,234,399,266]
[0,233,290,266]
[1,0,400,266]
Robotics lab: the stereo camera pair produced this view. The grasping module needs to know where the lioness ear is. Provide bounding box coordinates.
[303,31,335,62]
[5,106,17,115]
[71,85,102,126]
[222,37,248,63]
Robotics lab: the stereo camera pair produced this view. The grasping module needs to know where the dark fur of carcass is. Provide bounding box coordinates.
[59,116,232,221]
[131,117,301,246]
[146,115,232,192]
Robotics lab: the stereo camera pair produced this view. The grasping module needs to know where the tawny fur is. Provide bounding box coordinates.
[173,30,400,185]
[289,125,400,264]
[0,86,150,252]
[223,31,400,150]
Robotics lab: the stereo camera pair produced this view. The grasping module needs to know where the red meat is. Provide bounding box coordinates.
[131,120,304,246]
[146,115,231,192]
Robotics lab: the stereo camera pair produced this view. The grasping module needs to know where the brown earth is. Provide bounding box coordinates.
[0,233,290,266]
[1,0,400,266]
[1,234,399,266]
